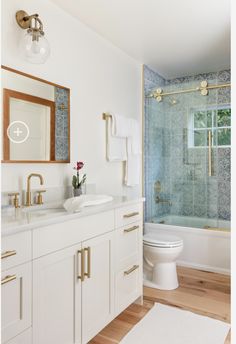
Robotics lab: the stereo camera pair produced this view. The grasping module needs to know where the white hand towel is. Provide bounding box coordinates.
[107,116,127,161]
[64,195,113,213]
[130,119,142,154]
[112,114,132,138]
[125,150,141,186]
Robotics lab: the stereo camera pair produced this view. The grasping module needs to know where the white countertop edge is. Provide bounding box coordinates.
[1,197,145,237]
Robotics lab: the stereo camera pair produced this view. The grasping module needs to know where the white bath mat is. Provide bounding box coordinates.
[120,303,230,344]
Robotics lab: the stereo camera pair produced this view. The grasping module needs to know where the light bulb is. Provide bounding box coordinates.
[20,31,50,64]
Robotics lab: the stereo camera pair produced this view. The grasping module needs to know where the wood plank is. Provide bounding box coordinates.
[89,267,231,344]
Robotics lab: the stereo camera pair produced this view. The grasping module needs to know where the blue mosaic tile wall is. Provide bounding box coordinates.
[55,87,69,161]
[144,66,231,223]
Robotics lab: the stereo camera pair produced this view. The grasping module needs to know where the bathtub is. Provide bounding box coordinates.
[145,215,231,275]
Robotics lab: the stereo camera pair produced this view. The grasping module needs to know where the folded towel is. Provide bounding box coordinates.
[111,114,132,138]
[106,113,141,186]
[107,116,127,161]
[125,118,141,186]
[130,119,142,155]
[125,139,141,186]
[63,195,113,213]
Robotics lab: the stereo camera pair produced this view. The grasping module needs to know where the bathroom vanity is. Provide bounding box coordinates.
[1,198,144,344]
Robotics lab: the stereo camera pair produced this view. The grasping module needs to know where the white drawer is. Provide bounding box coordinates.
[4,328,32,344]
[1,263,32,343]
[1,231,32,271]
[33,211,114,258]
[115,203,143,228]
[115,255,142,316]
[115,221,142,268]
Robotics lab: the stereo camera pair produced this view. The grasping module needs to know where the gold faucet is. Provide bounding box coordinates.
[25,173,44,206]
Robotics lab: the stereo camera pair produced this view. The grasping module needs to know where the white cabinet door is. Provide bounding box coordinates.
[33,244,82,344]
[81,232,114,344]
[1,263,32,343]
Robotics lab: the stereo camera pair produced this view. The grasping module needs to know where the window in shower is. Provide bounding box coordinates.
[189,107,231,147]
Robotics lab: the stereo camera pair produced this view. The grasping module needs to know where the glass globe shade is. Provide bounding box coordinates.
[20,31,50,64]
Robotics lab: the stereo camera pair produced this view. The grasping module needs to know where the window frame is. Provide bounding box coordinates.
[188,105,231,148]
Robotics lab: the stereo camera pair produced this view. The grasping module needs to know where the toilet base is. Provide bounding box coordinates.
[143,262,179,290]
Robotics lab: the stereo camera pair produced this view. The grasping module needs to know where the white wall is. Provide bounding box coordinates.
[1,0,142,197]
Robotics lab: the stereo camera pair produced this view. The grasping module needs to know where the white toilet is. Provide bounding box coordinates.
[143,231,183,290]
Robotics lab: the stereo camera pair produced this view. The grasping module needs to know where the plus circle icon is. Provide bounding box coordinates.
[7,121,30,144]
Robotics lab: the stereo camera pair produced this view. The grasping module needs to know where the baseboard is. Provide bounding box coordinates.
[177,260,231,275]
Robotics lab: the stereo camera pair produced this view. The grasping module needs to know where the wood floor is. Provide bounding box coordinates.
[89,266,231,344]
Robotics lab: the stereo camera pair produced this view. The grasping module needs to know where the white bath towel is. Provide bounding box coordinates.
[63,195,113,213]
[106,116,127,161]
[125,118,142,186]
[106,113,141,186]
[111,114,132,138]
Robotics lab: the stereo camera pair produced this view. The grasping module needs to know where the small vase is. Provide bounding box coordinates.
[73,187,82,197]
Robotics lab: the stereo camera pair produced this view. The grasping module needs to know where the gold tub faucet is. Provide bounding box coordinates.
[25,173,44,206]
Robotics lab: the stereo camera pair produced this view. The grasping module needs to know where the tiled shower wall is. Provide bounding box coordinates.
[144,66,231,223]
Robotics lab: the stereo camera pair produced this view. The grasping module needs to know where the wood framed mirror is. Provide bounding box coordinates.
[1,66,70,163]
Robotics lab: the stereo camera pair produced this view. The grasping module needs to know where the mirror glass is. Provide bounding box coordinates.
[2,66,70,163]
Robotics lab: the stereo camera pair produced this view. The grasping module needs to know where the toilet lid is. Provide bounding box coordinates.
[143,232,183,248]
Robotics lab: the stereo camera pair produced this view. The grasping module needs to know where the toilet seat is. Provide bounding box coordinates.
[143,232,183,248]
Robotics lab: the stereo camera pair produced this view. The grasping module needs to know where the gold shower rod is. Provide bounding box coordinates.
[147,80,231,102]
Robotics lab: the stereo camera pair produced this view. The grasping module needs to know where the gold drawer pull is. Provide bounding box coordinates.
[124,225,139,233]
[123,212,139,218]
[84,247,91,279]
[1,275,17,285]
[124,264,139,275]
[77,249,85,282]
[1,250,17,259]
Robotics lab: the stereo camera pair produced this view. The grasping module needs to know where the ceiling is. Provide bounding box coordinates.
[50,0,230,79]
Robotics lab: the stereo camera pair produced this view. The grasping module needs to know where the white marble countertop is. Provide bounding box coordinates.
[1,196,145,237]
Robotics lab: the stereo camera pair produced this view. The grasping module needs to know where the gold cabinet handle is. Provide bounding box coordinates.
[208,130,213,177]
[123,212,139,218]
[1,275,17,285]
[84,247,91,279]
[124,264,139,275]
[124,225,139,233]
[1,250,17,259]
[77,249,85,282]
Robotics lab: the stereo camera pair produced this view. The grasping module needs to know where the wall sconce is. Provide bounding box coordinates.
[16,10,50,64]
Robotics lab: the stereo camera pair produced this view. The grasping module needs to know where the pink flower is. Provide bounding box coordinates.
[74,161,84,171]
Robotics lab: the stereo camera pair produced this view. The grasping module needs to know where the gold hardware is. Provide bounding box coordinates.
[8,192,20,208]
[77,249,85,281]
[124,225,139,233]
[124,264,139,275]
[1,275,17,285]
[36,190,46,205]
[147,82,231,102]
[208,130,212,176]
[123,212,139,218]
[1,250,17,259]
[84,247,91,279]
[102,112,112,120]
[16,10,44,34]
[155,196,172,206]
[154,180,161,193]
[203,226,229,232]
[200,80,208,96]
[25,173,44,206]
[16,10,31,29]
